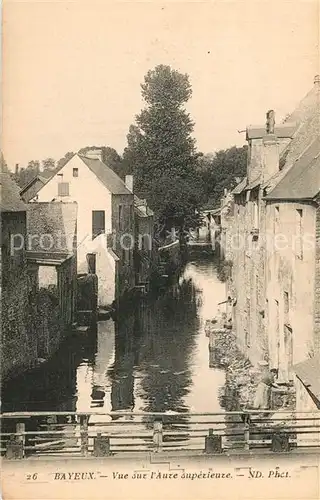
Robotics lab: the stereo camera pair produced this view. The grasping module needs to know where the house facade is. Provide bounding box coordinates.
[29,150,136,307]
[134,195,156,286]
[1,173,34,380]
[228,76,320,385]
[1,173,77,381]
[264,138,320,380]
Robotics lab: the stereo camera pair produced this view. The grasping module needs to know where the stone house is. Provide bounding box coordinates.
[1,172,34,380]
[229,76,320,373]
[27,149,136,307]
[1,174,77,381]
[26,201,78,350]
[133,195,156,287]
[264,138,320,381]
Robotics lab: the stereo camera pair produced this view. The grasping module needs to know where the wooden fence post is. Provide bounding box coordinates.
[271,432,290,452]
[153,418,163,453]
[16,422,25,458]
[205,428,222,454]
[242,413,250,451]
[80,415,89,456]
[93,433,111,457]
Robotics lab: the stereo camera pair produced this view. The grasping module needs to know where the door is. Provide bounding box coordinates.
[87,253,96,274]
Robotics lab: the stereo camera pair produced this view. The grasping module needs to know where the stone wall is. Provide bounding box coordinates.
[228,187,268,366]
[27,202,77,254]
[1,204,77,383]
[265,201,316,380]
[111,193,135,299]
[1,211,37,381]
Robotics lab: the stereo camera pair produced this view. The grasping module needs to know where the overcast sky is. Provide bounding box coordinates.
[2,0,319,168]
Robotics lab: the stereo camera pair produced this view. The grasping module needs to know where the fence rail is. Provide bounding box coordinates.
[1,410,319,459]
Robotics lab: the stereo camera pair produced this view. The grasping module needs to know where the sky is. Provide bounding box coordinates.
[2,0,319,169]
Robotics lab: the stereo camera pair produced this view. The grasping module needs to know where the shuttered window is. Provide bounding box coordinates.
[92,211,105,239]
[58,182,69,197]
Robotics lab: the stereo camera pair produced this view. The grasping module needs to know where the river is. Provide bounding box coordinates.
[1,257,227,415]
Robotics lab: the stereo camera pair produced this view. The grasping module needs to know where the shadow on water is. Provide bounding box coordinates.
[2,256,227,438]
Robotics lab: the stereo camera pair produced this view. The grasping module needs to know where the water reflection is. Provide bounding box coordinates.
[2,259,226,417]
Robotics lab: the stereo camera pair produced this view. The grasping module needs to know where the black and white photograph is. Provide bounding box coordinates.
[0,1,319,499]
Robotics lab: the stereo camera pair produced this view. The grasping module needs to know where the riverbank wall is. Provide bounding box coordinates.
[205,317,296,412]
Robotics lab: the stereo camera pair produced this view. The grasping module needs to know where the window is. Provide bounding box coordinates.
[284,291,289,318]
[246,297,251,347]
[275,299,280,371]
[87,253,96,274]
[73,168,79,177]
[119,205,123,231]
[58,182,69,197]
[253,200,259,228]
[129,205,134,228]
[92,211,105,239]
[122,248,126,262]
[274,206,280,234]
[284,325,293,381]
[295,209,303,260]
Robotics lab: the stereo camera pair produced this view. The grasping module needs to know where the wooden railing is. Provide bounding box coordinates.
[1,410,320,459]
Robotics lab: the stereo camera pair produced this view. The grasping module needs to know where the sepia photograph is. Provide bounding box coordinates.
[0,0,319,499]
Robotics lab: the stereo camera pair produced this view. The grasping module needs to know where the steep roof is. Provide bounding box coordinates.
[265,139,320,200]
[79,155,131,195]
[279,79,320,171]
[0,172,27,212]
[231,177,247,195]
[294,355,320,408]
[29,153,132,199]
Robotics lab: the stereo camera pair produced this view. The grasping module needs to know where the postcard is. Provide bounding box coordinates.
[1,0,319,499]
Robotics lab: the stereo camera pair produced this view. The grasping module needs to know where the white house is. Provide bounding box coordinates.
[29,150,135,307]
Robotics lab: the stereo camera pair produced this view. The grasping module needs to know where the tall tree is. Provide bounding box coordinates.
[123,65,203,236]
[200,145,248,209]
[42,157,56,172]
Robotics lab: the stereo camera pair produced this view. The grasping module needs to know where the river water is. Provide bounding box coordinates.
[2,257,227,415]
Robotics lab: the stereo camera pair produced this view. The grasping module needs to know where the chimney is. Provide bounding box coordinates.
[266,110,275,135]
[15,163,19,175]
[125,175,133,193]
[263,109,279,181]
[83,149,103,162]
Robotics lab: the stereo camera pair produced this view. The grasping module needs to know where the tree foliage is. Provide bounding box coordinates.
[12,160,41,188]
[123,65,203,234]
[56,152,75,171]
[200,145,248,209]
[42,157,56,171]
